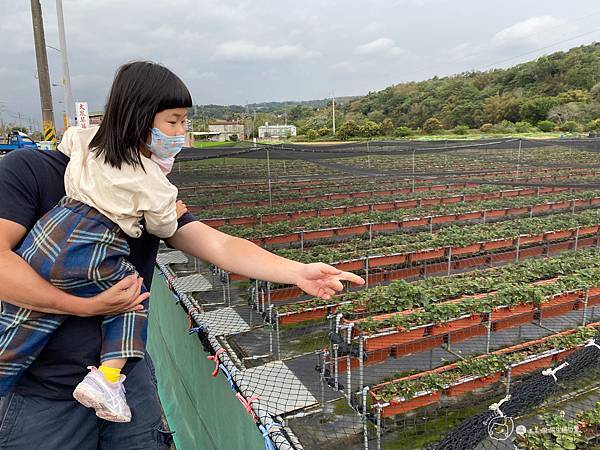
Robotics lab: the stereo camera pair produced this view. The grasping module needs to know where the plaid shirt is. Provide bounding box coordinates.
[0,198,148,395]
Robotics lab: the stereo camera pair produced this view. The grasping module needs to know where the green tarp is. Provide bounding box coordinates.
[147,269,264,450]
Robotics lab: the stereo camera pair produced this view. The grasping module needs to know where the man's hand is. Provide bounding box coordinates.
[293,263,365,300]
[80,275,149,317]
[176,200,188,219]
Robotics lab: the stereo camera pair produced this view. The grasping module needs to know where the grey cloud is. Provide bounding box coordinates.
[0,0,598,131]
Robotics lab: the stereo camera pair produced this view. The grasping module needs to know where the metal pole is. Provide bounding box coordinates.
[266,148,273,207]
[346,324,353,404]
[367,140,371,168]
[332,91,336,135]
[583,289,589,326]
[515,139,522,182]
[362,386,369,449]
[55,0,74,128]
[30,0,56,142]
[411,149,416,192]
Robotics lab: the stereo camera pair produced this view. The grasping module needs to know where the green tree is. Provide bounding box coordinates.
[395,126,413,137]
[306,129,318,140]
[537,120,555,132]
[422,117,444,134]
[453,125,469,135]
[587,118,600,131]
[358,120,381,137]
[317,127,330,136]
[558,120,580,132]
[337,120,360,140]
[519,96,560,124]
[380,118,395,135]
[558,89,589,104]
[514,121,533,133]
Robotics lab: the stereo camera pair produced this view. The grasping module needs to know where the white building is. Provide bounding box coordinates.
[258,123,297,139]
[207,120,245,142]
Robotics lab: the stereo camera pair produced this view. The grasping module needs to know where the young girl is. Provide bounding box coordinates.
[0,61,191,422]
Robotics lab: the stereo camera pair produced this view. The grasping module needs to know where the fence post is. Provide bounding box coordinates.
[362,386,369,450]
[447,246,452,276]
[583,288,590,326]
[486,311,493,354]
[346,323,354,405]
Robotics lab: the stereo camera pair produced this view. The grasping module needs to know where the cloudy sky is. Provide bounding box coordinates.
[1,0,599,131]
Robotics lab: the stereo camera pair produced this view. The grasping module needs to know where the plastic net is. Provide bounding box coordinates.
[157,137,600,450]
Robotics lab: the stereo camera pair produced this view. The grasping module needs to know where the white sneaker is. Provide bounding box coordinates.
[73,366,132,423]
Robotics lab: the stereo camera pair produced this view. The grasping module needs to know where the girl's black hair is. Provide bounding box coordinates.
[89,61,192,169]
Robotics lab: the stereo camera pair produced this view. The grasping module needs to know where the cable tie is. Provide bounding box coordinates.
[207,348,226,377]
[489,394,511,418]
[542,361,569,382]
[236,393,260,421]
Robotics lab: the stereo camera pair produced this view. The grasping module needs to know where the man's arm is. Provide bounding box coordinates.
[167,221,365,299]
[0,218,147,316]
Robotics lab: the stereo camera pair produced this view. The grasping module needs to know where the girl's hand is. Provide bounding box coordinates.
[293,263,365,300]
[176,200,188,219]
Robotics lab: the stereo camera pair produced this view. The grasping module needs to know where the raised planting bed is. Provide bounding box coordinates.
[368,324,600,417]
[351,272,600,355]
[274,249,600,325]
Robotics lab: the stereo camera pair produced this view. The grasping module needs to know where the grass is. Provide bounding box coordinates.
[192,141,246,148]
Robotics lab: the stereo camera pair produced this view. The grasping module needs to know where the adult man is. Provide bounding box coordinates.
[0,147,363,449]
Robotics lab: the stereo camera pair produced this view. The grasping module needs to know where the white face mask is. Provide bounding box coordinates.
[146,127,185,175]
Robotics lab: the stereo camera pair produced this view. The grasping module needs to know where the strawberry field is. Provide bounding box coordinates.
[161,138,600,450]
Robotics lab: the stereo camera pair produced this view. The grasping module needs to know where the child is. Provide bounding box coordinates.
[0,61,191,422]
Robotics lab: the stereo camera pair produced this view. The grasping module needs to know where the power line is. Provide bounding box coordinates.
[478,27,600,71]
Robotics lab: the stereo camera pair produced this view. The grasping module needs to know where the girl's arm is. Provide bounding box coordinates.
[0,218,148,316]
[166,220,364,299]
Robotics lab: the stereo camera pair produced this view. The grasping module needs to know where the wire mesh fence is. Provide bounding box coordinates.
[159,137,600,450]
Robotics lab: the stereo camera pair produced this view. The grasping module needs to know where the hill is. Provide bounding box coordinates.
[192,43,600,138]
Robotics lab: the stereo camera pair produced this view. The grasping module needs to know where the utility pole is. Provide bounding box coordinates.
[56,0,74,129]
[332,91,336,135]
[30,0,56,143]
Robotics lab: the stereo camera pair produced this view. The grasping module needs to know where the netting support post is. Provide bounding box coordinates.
[320,350,327,406]
[365,258,370,289]
[369,223,373,242]
[446,246,452,276]
[346,323,354,405]
[300,229,304,251]
[260,283,266,313]
[226,272,231,307]
[362,386,369,450]
[483,210,487,224]
[515,138,522,182]
[515,236,521,262]
[275,311,281,359]
[266,147,272,208]
[429,216,433,235]
[411,149,415,193]
[334,314,342,391]
[269,307,273,355]
[376,405,382,450]
[575,226,580,251]
[505,367,512,395]
[333,343,339,391]
[359,337,365,394]
[254,279,259,310]
[572,201,576,216]
[486,311,493,354]
[583,288,590,326]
